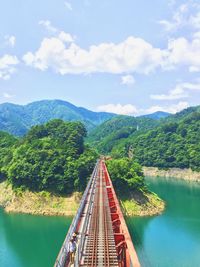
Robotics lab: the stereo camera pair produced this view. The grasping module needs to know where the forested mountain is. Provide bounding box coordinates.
[0,131,17,179]
[132,111,200,171]
[165,106,200,122]
[0,100,115,136]
[140,111,170,120]
[87,106,200,171]
[86,115,160,154]
[0,120,97,193]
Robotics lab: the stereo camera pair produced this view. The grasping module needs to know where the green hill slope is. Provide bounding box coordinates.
[0,100,115,136]
[88,106,200,171]
[132,111,200,171]
[87,115,159,154]
[3,120,97,193]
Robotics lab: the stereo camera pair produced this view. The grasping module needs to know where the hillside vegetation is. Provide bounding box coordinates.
[0,100,115,136]
[87,115,159,154]
[0,120,97,194]
[106,158,164,216]
[132,112,200,171]
[0,119,158,216]
[88,106,200,171]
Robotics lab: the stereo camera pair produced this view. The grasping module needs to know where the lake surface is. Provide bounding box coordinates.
[127,177,200,267]
[0,210,72,267]
[0,177,200,267]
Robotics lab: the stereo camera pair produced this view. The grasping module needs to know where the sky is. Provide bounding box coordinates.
[1,0,200,115]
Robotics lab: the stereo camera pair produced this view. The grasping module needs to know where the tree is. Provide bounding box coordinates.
[6,120,97,194]
[106,158,145,194]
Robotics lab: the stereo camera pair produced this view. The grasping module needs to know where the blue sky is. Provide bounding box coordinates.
[1,0,200,115]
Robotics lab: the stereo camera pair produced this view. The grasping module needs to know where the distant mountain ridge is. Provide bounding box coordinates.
[140,111,171,120]
[0,100,115,136]
[0,99,196,137]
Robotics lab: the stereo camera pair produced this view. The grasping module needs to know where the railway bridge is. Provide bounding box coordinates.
[54,159,140,267]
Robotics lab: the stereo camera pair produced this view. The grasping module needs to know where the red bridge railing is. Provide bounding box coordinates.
[103,161,140,267]
[54,159,140,267]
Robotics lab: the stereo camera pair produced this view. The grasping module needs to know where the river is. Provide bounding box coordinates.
[0,210,72,267]
[127,177,200,267]
[0,177,200,267]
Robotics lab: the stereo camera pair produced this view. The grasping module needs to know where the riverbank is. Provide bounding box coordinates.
[0,181,80,216]
[0,180,165,217]
[143,167,200,182]
[120,190,165,216]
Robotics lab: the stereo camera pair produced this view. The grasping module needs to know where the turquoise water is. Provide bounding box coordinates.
[127,177,200,267]
[0,209,72,267]
[1,177,200,267]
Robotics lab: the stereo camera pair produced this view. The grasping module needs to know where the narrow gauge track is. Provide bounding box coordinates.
[82,162,118,267]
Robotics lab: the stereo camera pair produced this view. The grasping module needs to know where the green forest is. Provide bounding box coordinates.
[87,106,200,171]
[106,158,145,195]
[0,118,146,195]
[0,120,97,194]
[0,104,200,197]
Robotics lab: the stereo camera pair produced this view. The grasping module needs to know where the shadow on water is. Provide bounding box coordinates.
[126,215,155,267]
[0,209,72,267]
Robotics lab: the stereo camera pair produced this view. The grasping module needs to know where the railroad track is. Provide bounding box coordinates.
[82,163,118,267]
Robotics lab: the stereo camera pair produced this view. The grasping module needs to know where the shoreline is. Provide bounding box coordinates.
[0,180,165,217]
[120,191,165,217]
[0,181,80,216]
[143,167,200,182]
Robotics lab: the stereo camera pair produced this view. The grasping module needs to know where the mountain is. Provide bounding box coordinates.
[140,111,171,120]
[86,115,160,154]
[131,110,200,171]
[0,100,115,136]
[164,106,200,122]
[86,111,171,152]
[87,105,200,170]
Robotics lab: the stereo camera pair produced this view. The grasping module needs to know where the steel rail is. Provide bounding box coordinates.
[83,168,99,267]
[74,161,98,266]
[54,160,99,267]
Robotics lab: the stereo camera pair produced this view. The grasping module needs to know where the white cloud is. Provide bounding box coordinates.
[3,92,14,98]
[24,17,200,76]
[97,104,138,115]
[23,36,166,75]
[144,101,189,114]
[159,3,189,32]
[0,54,19,80]
[39,20,57,33]
[58,31,74,43]
[64,1,72,11]
[97,101,189,116]
[39,20,75,44]
[151,81,200,100]
[4,35,16,47]
[159,1,200,33]
[121,74,135,85]
[189,12,200,29]
[165,37,200,71]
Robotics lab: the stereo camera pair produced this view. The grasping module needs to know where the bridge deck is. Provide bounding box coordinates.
[81,161,118,266]
[54,159,140,267]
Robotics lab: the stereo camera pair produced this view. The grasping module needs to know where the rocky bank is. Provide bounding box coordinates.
[143,167,200,182]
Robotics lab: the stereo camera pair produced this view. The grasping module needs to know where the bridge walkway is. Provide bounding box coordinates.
[81,160,118,266]
[54,159,141,267]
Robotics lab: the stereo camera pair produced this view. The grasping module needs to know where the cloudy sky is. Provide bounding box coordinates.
[1,0,200,115]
